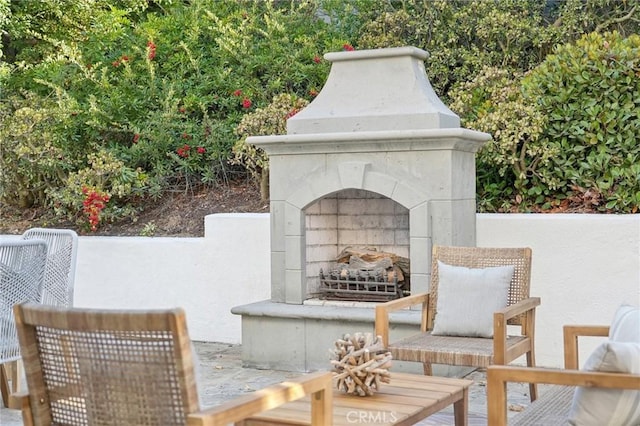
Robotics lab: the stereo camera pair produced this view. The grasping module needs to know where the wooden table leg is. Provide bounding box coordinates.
[453,387,469,426]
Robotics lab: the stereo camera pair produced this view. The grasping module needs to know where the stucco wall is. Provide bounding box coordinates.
[477,214,639,365]
[32,213,638,368]
[72,213,271,344]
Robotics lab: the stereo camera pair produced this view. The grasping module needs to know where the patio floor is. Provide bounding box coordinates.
[0,341,539,425]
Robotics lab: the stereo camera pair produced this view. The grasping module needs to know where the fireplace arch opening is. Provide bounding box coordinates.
[304,189,410,301]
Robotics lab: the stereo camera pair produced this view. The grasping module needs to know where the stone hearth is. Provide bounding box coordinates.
[232,46,490,372]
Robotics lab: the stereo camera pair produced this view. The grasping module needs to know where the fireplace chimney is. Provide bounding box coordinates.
[287,46,459,134]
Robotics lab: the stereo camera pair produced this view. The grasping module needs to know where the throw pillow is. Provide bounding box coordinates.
[431,261,514,338]
[568,340,640,425]
[609,304,640,343]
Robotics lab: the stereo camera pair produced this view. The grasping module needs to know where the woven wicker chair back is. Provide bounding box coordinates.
[428,246,532,328]
[14,303,200,426]
[0,240,47,363]
[22,228,78,307]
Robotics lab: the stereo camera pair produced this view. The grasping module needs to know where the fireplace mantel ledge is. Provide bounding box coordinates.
[248,127,490,146]
[231,300,421,325]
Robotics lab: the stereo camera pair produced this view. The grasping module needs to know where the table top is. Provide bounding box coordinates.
[244,372,473,426]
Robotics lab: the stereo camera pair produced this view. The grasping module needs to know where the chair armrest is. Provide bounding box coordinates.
[487,364,640,426]
[493,297,540,363]
[563,325,609,370]
[497,297,541,322]
[375,292,430,347]
[186,371,333,426]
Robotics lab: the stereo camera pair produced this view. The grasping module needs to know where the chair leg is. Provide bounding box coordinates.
[0,360,23,408]
[1,362,11,408]
[422,362,432,375]
[526,350,537,401]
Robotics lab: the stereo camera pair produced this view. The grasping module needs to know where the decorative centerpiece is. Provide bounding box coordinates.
[330,332,392,396]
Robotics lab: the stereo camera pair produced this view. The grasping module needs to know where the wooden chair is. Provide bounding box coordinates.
[0,240,47,408]
[487,325,640,425]
[22,228,78,307]
[375,245,540,401]
[9,303,332,426]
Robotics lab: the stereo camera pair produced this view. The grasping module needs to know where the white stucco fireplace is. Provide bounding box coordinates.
[232,46,490,371]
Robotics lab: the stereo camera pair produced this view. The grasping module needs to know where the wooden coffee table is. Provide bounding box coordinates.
[242,372,473,426]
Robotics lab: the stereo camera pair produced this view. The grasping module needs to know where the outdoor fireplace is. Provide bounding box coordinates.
[233,46,490,371]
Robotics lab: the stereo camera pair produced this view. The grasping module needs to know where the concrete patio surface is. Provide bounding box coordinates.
[1,341,538,425]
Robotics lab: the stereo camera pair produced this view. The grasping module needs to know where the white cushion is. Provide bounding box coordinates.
[431,261,514,338]
[568,340,640,426]
[609,304,640,343]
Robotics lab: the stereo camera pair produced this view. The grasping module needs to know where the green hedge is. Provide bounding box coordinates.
[1,0,638,231]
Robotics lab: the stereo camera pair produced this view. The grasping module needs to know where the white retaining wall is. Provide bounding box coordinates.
[30,213,639,368]
[73,213,271,344]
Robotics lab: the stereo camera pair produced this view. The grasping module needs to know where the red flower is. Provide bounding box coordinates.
[285,109,299,119]
[233,89,242,97]
[176,144,191,158]
[133,133,140,144]
[343,44,355,51]
[197,146,206,154]
[147,40,157,60]
[81,189,110,231]
[313,55,321,63]
[309,89,318,97]
[112,60,120,67]
[121,55,129,62]
[179,107,186,113]
[242,98,252,109]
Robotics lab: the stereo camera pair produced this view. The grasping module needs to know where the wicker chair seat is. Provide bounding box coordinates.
[510,385,572,426]
[389,333,528,367]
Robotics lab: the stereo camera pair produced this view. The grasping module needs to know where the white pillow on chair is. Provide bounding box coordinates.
[431,261,514,338]
[609,304,640,342]
[568,304,640,426]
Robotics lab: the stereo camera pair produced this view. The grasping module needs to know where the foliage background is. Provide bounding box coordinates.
[0,0,638,231]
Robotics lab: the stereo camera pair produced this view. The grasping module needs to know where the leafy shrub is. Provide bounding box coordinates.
[2,0,639,222]
[356,0,565,101]
[450,68,554,212]
[47,150,147,231]
[354,0,639,103]
[1,0,336,224]
[233,93,309,201]
[0,93,68,208]
[523,31,640,213]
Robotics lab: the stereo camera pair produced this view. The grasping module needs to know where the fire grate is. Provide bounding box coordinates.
[318,267,403,302]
